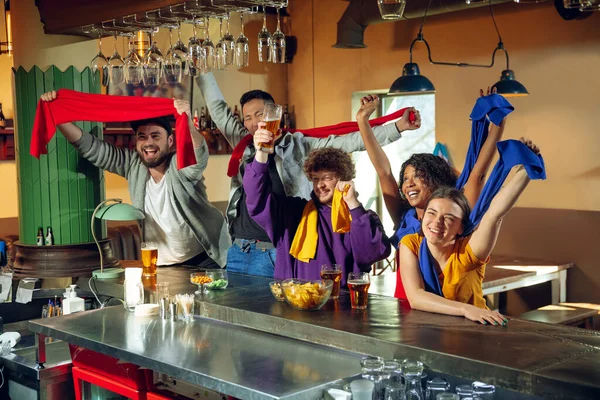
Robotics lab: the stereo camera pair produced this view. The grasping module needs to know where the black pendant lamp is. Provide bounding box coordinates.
[389,0,529,97]
[492,69,529,97]
[389,54,435,94]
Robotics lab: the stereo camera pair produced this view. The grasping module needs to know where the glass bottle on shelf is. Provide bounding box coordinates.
[200,107,207,129]
[233,105,241,123]
[282,104,291,130]
[45,227,54,246]
[0,103,6,128]
[36,227,44,246]
[193,109,199,130]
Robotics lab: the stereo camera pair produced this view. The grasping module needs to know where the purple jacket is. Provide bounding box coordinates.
[243,160,391,285]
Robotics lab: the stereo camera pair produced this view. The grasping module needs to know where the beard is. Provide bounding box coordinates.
[138,148,170,168]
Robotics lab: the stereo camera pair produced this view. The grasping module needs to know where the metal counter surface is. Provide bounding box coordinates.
[55,268,600,399]
[29,306,363,400]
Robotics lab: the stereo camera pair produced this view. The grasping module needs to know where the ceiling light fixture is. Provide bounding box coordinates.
[389,0,529,97]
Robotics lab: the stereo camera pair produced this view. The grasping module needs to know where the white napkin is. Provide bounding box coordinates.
[0,272,12,302]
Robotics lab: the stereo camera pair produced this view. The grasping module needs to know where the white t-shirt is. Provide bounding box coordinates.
[144,176,205,265]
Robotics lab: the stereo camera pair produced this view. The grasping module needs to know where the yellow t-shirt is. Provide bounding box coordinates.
[400,233,488,310]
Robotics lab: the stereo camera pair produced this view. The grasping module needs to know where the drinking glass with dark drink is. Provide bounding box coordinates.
[347,272,371,309]
[141,242,158,277]
[321,264,342,300]
[260,103,283,154]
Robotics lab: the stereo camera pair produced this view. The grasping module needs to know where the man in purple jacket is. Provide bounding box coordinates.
[243,123,391,285]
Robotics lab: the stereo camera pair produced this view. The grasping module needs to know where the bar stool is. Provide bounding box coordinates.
[72,366,148,400]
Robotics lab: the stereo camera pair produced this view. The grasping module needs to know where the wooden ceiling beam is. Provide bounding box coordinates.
[36,0,185,34]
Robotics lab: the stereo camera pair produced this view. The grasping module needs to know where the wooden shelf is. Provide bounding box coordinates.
[0,127,233,161]
[0,128,15,160]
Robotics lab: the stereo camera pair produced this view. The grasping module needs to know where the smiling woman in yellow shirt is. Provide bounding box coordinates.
[399,138,541,325]
[400,233,487,310]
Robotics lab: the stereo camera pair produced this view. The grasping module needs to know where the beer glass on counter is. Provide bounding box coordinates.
[141,242,158,277]
[321,264,342,300]
[259,103,283,154]
[347,272,370,310]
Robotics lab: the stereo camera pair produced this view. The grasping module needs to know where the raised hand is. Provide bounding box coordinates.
[174,99,191,116]
[356,95,379,121]
[40,91,58,102]
[479,86,498,97]
[336,180,360,209]
[520,137,540,155]
[252,121,273,163]
[395,106,421,132]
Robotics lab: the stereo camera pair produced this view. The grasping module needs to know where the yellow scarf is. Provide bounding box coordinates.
[289,187,352,262]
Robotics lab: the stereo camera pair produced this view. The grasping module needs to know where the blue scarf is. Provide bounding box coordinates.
[0,240,6,267]
[391,94,514,248]
[420,139,546,296]
[456,94,514,189]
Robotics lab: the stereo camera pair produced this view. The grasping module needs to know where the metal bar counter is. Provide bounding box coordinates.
[29,306,363,400]
[29,268,600,399]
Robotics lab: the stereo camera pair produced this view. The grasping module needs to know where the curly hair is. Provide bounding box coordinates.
[304,148,355,181]
[399,154,458,199]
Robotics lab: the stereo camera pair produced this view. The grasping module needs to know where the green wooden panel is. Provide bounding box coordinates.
[13,65,103,245]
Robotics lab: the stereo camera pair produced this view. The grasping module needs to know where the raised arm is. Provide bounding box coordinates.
[243,124,292,245]
[356,95,416,226]
[302,101,421,154]
[195,72,248,147]
[174,99,210,178]
[469,164,531,261]
[463,88,507,207]
[40,91,132,177]
[399,243,505,325]
[41,91,84,142]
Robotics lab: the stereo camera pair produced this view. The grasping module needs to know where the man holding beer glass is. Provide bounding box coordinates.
[196,72,420,277]
[39,92,230,270]
[243,136,391,286]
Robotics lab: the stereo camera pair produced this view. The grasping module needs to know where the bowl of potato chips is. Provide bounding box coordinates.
[281,278,333,311]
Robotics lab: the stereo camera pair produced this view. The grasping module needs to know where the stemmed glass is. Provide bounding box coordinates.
[108,34,125,85]
[201,17,216,71]
[173,23,189,70]
[215,17,228,71]
[164,28,183,84]
[90,35,109,86]
[270,7,286,64]
[235,12,250,68]
[257,6,272,63]
[222,12,236,66]
[187,20,205,76]
[143,33,163,86]
[123,36,143,85]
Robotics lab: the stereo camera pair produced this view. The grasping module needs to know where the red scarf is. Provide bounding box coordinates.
[227,107,415,177]
[30,89,195,169]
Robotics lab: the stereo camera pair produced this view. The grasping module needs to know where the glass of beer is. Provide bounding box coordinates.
[347,272,371,310]
[141,242,158,277]
[321,264,342,300]
[260,103,283,154]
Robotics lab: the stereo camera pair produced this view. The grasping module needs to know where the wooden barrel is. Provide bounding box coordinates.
[13,240,119,278]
